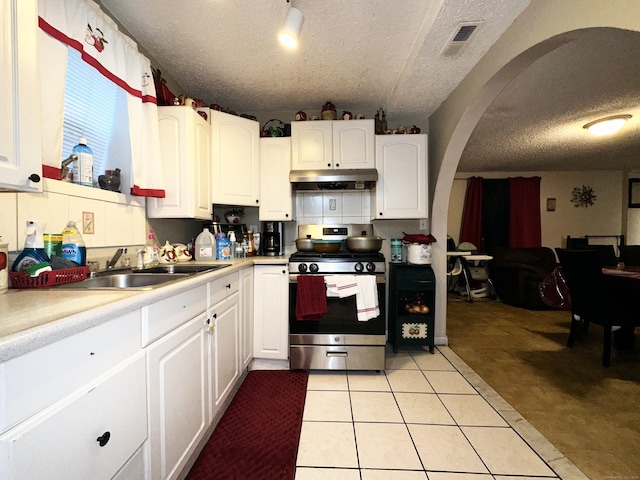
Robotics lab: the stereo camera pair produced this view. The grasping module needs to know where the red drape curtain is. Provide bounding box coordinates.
[459,176,483,249]
[509,176,542,247]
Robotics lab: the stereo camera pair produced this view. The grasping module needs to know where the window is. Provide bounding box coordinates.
[62,48,130,184]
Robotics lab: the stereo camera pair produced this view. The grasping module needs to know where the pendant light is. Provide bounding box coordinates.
[583,114,632,136]
[279,1,304,49]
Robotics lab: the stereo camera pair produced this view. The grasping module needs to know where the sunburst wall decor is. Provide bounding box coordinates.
[571,185,597,208]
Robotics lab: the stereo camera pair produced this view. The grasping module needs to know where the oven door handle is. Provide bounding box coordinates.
[289,274,386,283]
[326,351,348,357]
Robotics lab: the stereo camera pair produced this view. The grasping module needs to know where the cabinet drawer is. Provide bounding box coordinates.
[142,284,207,346]
[0,310,141,433]
[208,272,239,307]
[0,353,147,480]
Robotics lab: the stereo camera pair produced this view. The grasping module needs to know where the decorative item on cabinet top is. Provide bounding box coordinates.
[261,119,287,137]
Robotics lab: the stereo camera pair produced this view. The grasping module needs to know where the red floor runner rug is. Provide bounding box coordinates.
[186,370,308,480]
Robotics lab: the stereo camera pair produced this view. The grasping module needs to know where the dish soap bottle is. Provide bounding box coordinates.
[194,227,216,261]
[11,221,50,272]
[72,137,94,187]
[144,229,160,266]
[61,221,86,266]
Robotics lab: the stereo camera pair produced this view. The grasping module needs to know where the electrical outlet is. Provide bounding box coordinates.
[329,198,337,210]
[419,219,428,230]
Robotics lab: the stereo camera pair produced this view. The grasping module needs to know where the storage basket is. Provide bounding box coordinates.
[9,266,88,289]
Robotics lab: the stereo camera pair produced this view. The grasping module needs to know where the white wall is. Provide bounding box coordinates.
[448,170,624,252]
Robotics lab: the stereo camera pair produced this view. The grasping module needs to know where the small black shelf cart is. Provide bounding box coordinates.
[388,263,436,354]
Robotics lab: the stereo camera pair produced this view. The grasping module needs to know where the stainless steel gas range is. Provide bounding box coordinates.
[288,224,386,371]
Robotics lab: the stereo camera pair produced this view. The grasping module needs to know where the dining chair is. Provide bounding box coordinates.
[619,245,640,266]
[555,248,626,367]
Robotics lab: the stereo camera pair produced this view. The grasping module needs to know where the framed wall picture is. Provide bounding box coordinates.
[629,179,640,208]
[546,198,556,212]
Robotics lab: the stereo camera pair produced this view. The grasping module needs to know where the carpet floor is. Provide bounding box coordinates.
[446,294,640,480]
[186,370,308,480]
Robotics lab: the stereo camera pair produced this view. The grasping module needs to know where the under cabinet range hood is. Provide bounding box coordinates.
[289,169,378,190]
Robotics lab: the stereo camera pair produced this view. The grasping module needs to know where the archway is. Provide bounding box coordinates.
[428,1,640,344]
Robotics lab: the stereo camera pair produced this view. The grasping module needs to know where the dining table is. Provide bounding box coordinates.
[602,266,640,349]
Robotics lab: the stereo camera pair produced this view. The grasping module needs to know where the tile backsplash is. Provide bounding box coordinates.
[295,191,371,224]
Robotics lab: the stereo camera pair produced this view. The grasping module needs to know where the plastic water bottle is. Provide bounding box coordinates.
[195,227,216,261]
[72,137,94,187]
[61,221,86,266]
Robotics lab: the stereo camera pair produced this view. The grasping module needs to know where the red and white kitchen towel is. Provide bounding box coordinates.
[325,275,380,321]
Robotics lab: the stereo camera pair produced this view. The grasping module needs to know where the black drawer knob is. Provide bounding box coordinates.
[97,431,111,447]
[29,173,41,183]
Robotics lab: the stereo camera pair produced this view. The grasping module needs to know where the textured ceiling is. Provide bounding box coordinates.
[98,0,640,173]
[460,28,640,172]
[98,0,529,117]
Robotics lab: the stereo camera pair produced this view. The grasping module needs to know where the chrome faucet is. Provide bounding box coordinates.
[107,247,127,269]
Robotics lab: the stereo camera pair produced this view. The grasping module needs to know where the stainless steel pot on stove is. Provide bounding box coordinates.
[295,235,315,252]
[346,232,383,253]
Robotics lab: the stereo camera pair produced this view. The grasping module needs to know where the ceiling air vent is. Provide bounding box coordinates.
[440,22,483,58]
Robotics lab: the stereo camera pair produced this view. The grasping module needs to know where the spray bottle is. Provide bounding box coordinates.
[11,221,50,272]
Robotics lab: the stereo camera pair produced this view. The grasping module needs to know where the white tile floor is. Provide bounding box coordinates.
[295,345,588,480]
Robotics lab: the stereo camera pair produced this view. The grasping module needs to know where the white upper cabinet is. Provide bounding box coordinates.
[259,137,292,221]
[0,0,42,192]
[332,120,375,169]
[374,134,428,219]
[291,119,374,170]
[147,106,211,219]
[211,110,260,207]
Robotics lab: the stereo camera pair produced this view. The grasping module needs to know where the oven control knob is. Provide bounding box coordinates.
[366,262,376,272]
[355,262,364,272]
[309,263,319,273]
[298,263,308,273]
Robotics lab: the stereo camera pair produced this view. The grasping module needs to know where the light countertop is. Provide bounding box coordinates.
[0,255,289,363]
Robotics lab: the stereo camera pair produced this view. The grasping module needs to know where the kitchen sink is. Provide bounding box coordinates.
[54,263,231,290]
[56,273,190,290]
[130,264,231,275]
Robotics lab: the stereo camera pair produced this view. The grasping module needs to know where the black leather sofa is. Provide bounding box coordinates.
[488,247,557,310]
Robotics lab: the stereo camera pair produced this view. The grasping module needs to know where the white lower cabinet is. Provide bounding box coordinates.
[240,267,254,370]
[209,288,240,412]
[1,271,251,480]
[253,264,289,360]
[0,353,147,480]
[146,312,209,480]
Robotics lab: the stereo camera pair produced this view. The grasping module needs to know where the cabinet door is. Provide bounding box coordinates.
[0,354,147,480]
[375,134,428,219]
[253,265,289,360]
[259,137,292,221]
[147,314,208,480]
[333,119,375,169]
[148,107,211,219]
[211,110,260,206]
[291,121,333,170]
[209,292,240,410]
[0,0,42,192]
[240,267,254,370]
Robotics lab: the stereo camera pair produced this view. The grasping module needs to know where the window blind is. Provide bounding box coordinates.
[62,48,126,184]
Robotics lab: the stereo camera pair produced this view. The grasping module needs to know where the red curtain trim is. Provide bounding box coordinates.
[42,165,61,180]
[38,17,156,105]
[131,185,165,198]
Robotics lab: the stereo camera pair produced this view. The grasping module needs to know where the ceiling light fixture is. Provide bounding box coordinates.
[583,114,632,136]
[279,0,304,49]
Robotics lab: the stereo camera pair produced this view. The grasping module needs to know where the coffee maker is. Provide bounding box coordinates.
[261,221,283,256]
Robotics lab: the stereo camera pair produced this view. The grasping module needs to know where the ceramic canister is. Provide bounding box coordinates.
[0,238,8,294]
[406,243,432,265]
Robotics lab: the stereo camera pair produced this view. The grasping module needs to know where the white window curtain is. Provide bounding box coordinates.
[38,0,165,197]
